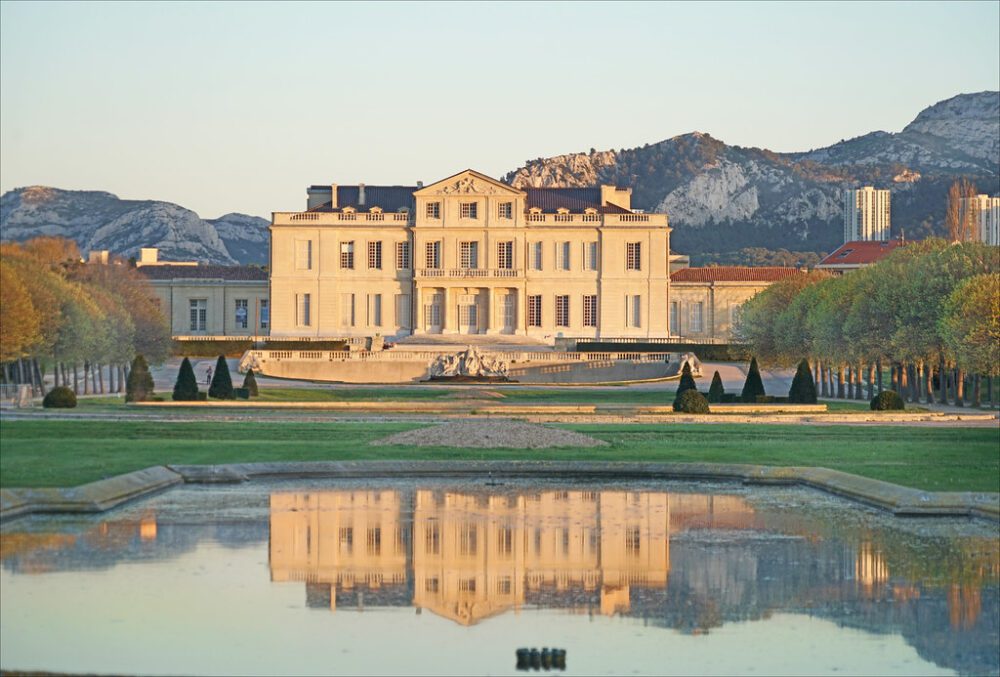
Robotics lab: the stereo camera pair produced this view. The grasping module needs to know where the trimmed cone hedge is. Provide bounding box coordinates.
[242,369,259,397]
[208,355,234,400]
[172,357,200,401]
[740,357,766,403]
[675,362,697,396]
[707,371,725,403]
[126,354,155,403]
[787,359,817,404]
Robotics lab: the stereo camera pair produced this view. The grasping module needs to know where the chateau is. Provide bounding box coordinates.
[269,170,671,341]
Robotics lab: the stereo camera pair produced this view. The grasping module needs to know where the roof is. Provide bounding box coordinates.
[306,181,633,214]
[138,265,267,281]
[524,187,631,214]
[818,240,904,267]
[670,266,804,283]
[309,185,417,213]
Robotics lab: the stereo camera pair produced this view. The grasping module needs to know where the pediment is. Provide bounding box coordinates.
[415,169,524,197]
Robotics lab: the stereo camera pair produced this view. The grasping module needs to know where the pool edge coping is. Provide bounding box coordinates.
[2,461,997,523]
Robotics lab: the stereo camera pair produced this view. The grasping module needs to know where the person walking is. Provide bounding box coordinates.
[205,366,213,385]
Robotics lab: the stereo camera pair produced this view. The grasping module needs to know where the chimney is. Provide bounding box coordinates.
[330,183,338,209]
[358,183,366,207]
[139,248,158,266]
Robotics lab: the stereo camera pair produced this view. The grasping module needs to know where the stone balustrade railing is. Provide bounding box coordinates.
[247,349,672,363]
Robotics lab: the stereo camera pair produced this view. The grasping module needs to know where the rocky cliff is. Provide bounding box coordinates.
[505,91,1000,257]
[0,187,269,265]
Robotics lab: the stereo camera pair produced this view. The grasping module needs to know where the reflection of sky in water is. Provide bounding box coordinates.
[1,480,997,676]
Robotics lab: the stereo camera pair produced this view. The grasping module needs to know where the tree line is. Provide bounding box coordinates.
[735,239,999,406]
[0,237,172,395]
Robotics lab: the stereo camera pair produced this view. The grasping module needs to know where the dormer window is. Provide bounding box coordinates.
[368,206,384,221]
[555,207,572,223]
[342,206,357,221]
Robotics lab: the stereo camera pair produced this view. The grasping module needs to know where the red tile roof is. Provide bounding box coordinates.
[670,266,804,283]
[818,240,904,267]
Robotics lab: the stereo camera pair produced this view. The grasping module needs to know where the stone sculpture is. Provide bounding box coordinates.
[427,346,510,380]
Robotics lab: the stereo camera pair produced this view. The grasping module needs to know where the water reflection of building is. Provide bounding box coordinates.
[268,489,758,625]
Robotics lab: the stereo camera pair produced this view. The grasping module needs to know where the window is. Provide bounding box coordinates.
[584,242,599,271]
[690,301,704,333]
[460,202,478,219]
[626,526,641,556]
[424,301,441,328]
[426,202,441,219]
[340,241,354,269]
[339,527,353,554]
[670,301,679,335]
[497,527,513,556]
[527,295,542,327]
[425,577,440,593]
[425,241,441,269]
[259,299,269,329]
[626,242,642,271]
[368,241,382,269]
[395,241,411,270]
[459,578,476,593]
[369,294,382,327]
[340,293,354,327]
[234,299,248,329]
[425,523,440,555]
[366,527,381,556]
[297,293,312,327]
[557,241,571,270]
[395,294,411,327]
[626,294,641,328]
[583,295,598,327]
[497,576,512,595]
[295,239,313,270]
[459,241,479,269]
[189,299,207,332]
[498,202,513,219]
[459,524,477,556]
[497,241,513,269]
[531,242,543,270]
[555,295,569,327]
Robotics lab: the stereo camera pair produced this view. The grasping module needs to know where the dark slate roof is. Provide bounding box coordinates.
[309,185,417,213]
[524,188,631,214]
[818,240,904,267]
[671,266,804,283]
[138,265,267,281]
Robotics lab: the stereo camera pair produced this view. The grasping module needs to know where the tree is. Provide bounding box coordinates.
[126,354,155,403]
[740,357,766,403]
[0,264,41,362]
[675,361,697,398]
[707,371,725,403]
[945,179,978,242]
[173,357,199,401]
[939,274,1000,377]
[242,369,259,397]
[787,359,817,404]
[208,355,234,399]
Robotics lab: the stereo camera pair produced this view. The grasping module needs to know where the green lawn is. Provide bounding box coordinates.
[1,420,996,492]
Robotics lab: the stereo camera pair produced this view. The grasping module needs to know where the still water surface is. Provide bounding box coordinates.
[1,479,997,676]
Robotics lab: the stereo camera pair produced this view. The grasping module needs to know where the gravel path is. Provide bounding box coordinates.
[371,420,608,448]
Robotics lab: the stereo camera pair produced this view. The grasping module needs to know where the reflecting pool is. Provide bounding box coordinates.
[1,479,997,676]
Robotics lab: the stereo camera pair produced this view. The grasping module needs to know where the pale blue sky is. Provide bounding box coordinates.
[1,1,998,218]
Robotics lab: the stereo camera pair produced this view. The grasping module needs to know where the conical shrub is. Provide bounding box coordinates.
[740,357,766,403]
[787,358,817,404]
[208,355,234,399]
[675,362,697,397]
[126,354,155,403]
[707,371,725,403]
[242,369,259,397]
[172,357,199,401]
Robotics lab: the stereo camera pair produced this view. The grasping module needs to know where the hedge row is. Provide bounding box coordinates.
[172,339,348,357]
[575,342,751,361]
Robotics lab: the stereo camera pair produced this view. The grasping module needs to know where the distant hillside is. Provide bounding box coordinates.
[504,91,1000,258]
[0,187,269,265]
